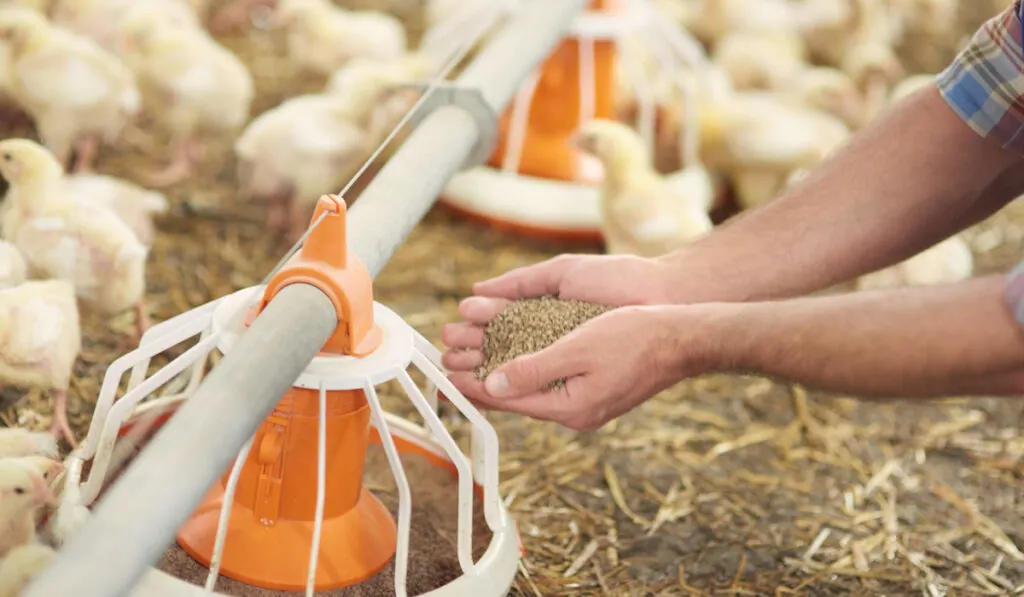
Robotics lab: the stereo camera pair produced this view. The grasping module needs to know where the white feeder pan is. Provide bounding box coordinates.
[57,286,521,597]
[440,166,604,235]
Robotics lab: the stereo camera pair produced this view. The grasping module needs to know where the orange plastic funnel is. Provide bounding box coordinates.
[177,195,396,590]
[487,0,620,182]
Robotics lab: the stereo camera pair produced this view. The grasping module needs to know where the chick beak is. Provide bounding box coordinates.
[567,132,586,152]
[32,476,56,507]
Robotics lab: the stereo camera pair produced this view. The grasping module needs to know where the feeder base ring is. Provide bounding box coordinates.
[439,166,605,241]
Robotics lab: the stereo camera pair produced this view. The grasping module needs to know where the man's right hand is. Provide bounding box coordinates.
[440,253,675,378]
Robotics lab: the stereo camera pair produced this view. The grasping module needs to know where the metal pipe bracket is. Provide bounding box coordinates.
[393,82,499,169]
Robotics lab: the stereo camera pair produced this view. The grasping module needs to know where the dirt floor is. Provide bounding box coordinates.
[3,1,1023,596]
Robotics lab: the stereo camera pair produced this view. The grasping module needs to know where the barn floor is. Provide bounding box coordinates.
[2,2,1023,596]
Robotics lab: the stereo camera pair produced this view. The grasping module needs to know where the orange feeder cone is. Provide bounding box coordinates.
[177,195,396,591]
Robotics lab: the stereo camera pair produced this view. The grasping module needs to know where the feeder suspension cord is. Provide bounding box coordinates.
[22,0,586,595]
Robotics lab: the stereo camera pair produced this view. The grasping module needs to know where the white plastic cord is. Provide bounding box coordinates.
[305,383,328,597]
[617,36,657,159]
[203,436,255,592]
[578,34,596,126]
[501,70,540,175]
[363,381,413,597]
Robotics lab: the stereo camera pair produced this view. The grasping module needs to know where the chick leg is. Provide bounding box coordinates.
[145,136,194,188]
[285,197,313,245]
[71,136,100,173]
[209,0,276,33]
[133,298,152,346]
[266,190,290,234]
[50,389,77,449]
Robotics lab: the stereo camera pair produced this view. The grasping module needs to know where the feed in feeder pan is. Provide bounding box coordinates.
[437,0,712,241]
[53,195,520,596]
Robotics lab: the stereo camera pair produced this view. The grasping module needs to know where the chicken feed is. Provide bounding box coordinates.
[476,296,611,390]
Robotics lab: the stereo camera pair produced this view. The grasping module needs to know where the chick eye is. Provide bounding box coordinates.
[13,487,24,495]
[2,153,11,161]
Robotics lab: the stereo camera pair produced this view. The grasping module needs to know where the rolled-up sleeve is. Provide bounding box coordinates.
[937,1,1024,154]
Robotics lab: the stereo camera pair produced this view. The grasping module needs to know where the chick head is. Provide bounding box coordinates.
[0,7,49,55]
[14,456,64,489]
[0,458,57,517]
[116,8,167,56]
[842,42,905,90]
[0,138,64,186]
[570,119,651,178]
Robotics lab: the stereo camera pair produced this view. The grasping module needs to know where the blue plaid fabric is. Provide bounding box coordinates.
[937,1,1024,329]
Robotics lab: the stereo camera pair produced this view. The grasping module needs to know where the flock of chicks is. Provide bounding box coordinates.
[573,0,989,292]
[0,0,454,471]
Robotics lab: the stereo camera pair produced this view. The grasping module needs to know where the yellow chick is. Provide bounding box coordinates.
[0,280,81,448]
[0,139,148,347]
[0,0,50,13]
[785,67,868,130]
[0,541,55,597]
[711,30,808,91]
[0,457,57,558]
[0,429,56,460]
[698,91,851,210]
[841,40,905,122]
[115,10,254,187]
[51,0,199,51]
[571,119,714,258]
[273,0,408,78]
[62,173,168,247]
[234,93,373,243]
[855,236,974,290]
[8,456,62,528]
[0,8,140,172]
[0,242,25,289]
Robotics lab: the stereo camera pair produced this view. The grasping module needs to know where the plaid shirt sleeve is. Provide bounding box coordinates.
[937,1,1024,153]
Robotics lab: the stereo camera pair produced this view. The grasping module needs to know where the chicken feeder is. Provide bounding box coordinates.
[53,195,520,596]
[437,0,710,241]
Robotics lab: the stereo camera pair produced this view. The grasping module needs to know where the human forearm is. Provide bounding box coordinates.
[689,276,1024,398]
[657,87,1024,303]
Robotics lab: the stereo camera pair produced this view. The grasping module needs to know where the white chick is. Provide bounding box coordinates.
[116,10,254,187]
[855,236,974,290]
[699,92,851,210]
[0,8,140,173]
[0,280,80,448]
[235,94,372,243]
[62,173,168,247]
[711,30,808,91]
[0,541,55,597]
[0,242,25,289]
[0,457,57,558]
[887,73,936,105]
[0,139,148,347]
[841,41,905,122]
[273,0,407,78]
[785,67,868,130]
[0,429,55,460]
[685,0,805,44]
[571,119,713,257]
[0,0,50,13]
[51,0,199,51]
[8,455,61,527]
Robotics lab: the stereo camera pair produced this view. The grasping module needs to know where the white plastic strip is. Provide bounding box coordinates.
[638,25,701,167]
[578,34,596,126]
[617,37,657,158]
[81,334,222,504]
[363,381,412,597]
[203,436,255,592]
[411,333,504,532]
[395,370,476,573]
[305,383,328,597]
[501,70,540,175]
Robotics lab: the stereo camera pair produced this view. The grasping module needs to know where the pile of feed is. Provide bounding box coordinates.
[476,297,611,389]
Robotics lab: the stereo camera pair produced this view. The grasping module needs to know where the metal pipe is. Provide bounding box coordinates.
[24,0,586,595]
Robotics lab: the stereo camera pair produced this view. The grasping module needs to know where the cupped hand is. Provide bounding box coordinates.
[441,253,675,378]
[447,305,712,431]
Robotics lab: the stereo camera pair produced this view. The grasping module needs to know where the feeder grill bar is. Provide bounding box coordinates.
[24,0,586,595]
